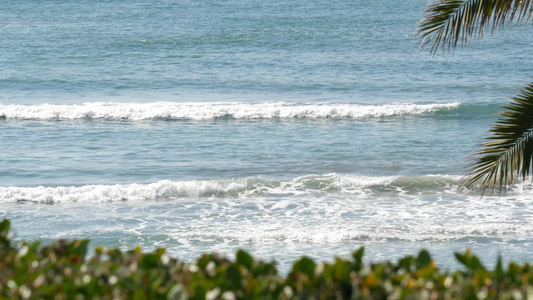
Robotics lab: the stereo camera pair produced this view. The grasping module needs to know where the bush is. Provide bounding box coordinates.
[1,218,533,299]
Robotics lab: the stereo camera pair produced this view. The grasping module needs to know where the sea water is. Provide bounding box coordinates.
[2,0,533,273]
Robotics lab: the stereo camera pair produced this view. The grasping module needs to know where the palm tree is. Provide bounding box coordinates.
[417,0,533,194]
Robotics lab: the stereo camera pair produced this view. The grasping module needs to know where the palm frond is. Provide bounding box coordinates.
[466,82,533,194]
[417,0,533,53]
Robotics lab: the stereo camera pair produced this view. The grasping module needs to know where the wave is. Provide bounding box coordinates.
[0,101,460,121]
[168,223,531,244]
[0,174,470,203]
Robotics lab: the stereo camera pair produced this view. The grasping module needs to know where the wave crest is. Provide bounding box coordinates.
[0,174,469,203]
[0,102,461,121]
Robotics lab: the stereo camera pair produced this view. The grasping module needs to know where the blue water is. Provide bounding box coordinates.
[2,0,533,272]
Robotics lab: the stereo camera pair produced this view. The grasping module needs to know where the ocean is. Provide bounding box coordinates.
[2,0,533,273]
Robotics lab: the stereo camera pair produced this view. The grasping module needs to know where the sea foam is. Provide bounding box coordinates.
[0,174,467,203]
[0,102,461,121]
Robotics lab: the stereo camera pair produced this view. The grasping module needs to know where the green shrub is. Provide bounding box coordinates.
[1,218,533,299]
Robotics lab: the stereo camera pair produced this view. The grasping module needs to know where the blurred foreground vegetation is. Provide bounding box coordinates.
[2,219,533,299]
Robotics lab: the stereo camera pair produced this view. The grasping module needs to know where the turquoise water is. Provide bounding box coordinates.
[2,0,533,272]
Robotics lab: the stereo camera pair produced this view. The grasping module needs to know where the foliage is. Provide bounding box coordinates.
[3,219,533,299]
[418,0,533,53]
[466,83,533,193]
[417,0,533,193]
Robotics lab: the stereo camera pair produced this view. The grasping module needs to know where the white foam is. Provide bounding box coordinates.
[166,219,533,244]
[0,174,467,203]
[0,101,461,121]
[0,179,250,203]
[290,173,397,195]
[6,175,533,251]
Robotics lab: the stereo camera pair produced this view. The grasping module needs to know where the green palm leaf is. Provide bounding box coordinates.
[466,83,533,193]
[418,0,533,193]
[417,0,533,53]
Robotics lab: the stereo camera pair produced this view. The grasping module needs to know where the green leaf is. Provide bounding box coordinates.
[470,255,485,271]
[236,250,254,270]
[416,250,432,269]
[455,249,485,271]
[352,247,364,263]
[0,219,12,249]
[0,219,10,237]
[140,253,159,269]
[399,256,415,271]
[191,286,206,300]
[455,252,468,268]
[352,247,365,271]
[71,240,89,257]
[134,289,147,300]
[332,258,350,280]
[292,257,316,278]
[494,254,504,279]
[466,82,533,194]
[417,0,533,53]
[226,265,242,288]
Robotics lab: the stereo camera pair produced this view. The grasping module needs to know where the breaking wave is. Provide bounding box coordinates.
[1,174,469,203]
[0,101,461,121]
